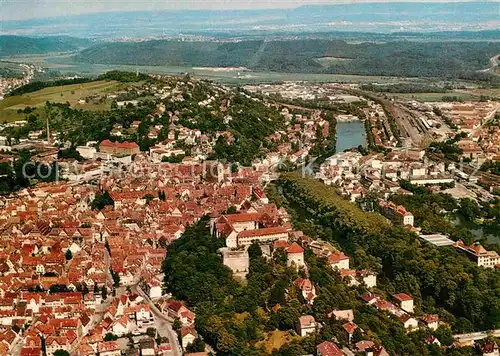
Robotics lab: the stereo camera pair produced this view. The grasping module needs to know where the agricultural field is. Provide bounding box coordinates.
[0,80,123,122]
[459,87,500,98]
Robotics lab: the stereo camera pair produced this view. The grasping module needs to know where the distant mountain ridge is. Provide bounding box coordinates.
[1,2,498,38]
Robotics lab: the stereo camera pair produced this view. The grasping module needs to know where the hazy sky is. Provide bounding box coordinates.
[0,0,495,21]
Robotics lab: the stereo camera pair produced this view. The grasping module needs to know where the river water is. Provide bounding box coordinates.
[336,120,366,153]
[452,216,500,245]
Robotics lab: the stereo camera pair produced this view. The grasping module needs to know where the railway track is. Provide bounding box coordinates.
[462,165,500,187]
[349,89,425,147]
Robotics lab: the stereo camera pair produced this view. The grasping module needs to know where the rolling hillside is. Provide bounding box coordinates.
[0,36,92,57]
[0,80,123,122]
[73,39,500,79]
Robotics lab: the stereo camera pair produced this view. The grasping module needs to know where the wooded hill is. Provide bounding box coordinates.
[0,35,91,57]
[73,39,500,80]
[276,173,500,333]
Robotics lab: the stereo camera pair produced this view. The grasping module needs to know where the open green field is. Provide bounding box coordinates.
[0,80,122,122]
[314,56,353,67]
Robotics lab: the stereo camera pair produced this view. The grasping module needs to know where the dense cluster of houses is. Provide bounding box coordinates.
[0,142,289,355]
[364,102,399,148]
[0,181,172,355]
[0,64,38,100]
[431,101,500,161]
[316,149,457,202]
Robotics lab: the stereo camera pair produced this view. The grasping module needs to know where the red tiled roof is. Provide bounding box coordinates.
[355,340,375,352]
[286,242,304,254]
[237,227,287,238]
[316,341,343,356]
[99,341,120,352]
[393,293,413,302]
[343,321,358,334]
[273,240,290,249]
[400,314,413,323]
[180,326,197,338]
[100,140,139,149]
[223,213,261,223]
[422,314,438,324]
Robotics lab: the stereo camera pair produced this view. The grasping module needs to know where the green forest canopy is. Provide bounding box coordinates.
[162,218,466,355]
[276,173,500,333]
[73,39,500,80]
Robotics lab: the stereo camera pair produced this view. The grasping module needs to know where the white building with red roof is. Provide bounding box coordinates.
[421,314,439,330]
[294,277,317,305]
[379,200,414,227]
[316,340,343,356]
[220,247,249,278]
[298,315,317,337]
[327,252,349,270]
[235,227,288,248]
[453,240,500,268]
[393,293,414,313]
[400,314,418,331]
[99,140,140,156]
[98,341,121,356]
[286,242,305,269]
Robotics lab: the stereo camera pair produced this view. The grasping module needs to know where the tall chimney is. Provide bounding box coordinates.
[46,116,51,145]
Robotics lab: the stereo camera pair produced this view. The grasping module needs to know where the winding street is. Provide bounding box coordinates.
[453,329,500,345]
[478,54,500,73]
[132,285,182,356]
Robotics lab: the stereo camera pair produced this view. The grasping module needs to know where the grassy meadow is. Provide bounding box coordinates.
[0,80,122,122]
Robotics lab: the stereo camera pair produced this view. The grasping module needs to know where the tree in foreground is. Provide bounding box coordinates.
[53,350,70,356]
[186,337,206,353]
[91,190,114,210]
[104,332,118,341]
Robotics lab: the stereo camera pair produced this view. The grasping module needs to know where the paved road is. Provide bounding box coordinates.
[478,54,500,73]
[132,285,182,356]
[10,317,39,355]
[68,248,120,354]
[454,329,500,343]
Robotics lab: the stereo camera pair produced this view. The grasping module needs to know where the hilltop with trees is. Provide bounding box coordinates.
[73,39,500,82]
[275,173,500,334]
